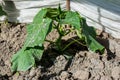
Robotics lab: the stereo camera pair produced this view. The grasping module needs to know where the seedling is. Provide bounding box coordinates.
[11,6,105,72]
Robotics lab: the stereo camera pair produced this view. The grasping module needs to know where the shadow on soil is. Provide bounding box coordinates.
[39,36,87,67]
[37,36,88,79]
[97,36,116,60]
[37,35,116,79]
[0,74,9,80]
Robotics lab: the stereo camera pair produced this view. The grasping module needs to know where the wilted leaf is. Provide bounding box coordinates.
[24,18,52,48]
[81,18,104,53]
[11,49,35,71]
[11,9,52,71]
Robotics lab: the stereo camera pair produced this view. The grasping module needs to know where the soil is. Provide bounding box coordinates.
[0,23,120,80]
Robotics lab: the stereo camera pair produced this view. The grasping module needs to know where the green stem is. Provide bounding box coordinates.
[55,23,63,51]
[71,38,86,46]
[62,40,76,51]
[56,35,62,51]
[62,38,86,51]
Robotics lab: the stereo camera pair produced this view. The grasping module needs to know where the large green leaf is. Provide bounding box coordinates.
[12,49,34,71]
[81,18,104,53]
[61,11,81,30]
[33,8,47,24]
[24,18,52,48]
[11,9,52,71]
[11,46,44,71]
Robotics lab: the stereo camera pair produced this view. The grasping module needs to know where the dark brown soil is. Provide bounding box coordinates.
[0,23,120,80]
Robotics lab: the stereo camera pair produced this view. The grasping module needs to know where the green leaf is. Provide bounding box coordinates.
[81,18,104,53]
[0,6,7,16]
[61,11,81,30]
[60,11,104,53]
[11,9,52,71]
[11,49,35,71]
[46,8,59,20]
[86,35,104,53]
[33,8,47,24]
[11,46,44,71]
[24,18,52,48]
[46,7,66,21]
[28,46,44,61]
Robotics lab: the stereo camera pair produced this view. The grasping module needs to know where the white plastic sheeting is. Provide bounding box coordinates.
[0,0,120,38]
[0,0,66,22]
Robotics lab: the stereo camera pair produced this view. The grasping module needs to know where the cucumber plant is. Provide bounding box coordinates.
[11,6,105,72]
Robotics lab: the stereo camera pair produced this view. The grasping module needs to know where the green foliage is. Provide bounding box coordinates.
[11,9,52,71]
[11,6,105,72]
[61,11,81,30]
[0,6,7,16]
[80,18,104,53]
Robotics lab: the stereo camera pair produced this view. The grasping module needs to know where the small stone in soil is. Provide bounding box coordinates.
[111,66,120,80]
[100,76,112,80]
[60,71,70,80]
[29,68,36,77]
[73,70,89,80]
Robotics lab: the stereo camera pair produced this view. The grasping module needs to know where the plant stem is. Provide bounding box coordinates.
[62,40,76,51]
[62,38,86,51]
[56,35,62,51]
[71,38,86,46]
